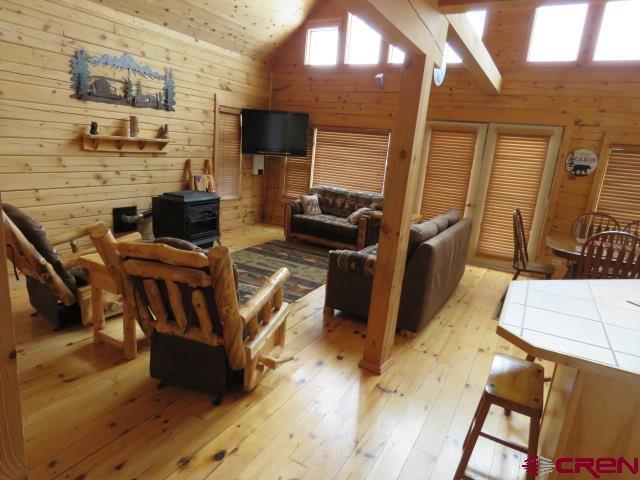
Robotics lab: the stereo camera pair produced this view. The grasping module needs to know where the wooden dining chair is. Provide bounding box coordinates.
[512,208,555,280]
[624,219,640,237]
[576,230,640,279]
[571,212,620,243]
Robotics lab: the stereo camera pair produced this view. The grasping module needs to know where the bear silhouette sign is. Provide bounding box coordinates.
[565,148,598,177]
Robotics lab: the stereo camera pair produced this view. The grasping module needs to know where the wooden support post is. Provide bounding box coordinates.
[0,195,27,480]
[360,53,434,374]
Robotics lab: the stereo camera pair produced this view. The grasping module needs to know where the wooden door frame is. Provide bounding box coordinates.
[467,123,564,269]
[0,195,27,480]
[586,131,640,213]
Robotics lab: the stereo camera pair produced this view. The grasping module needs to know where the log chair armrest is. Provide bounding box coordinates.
[117,231,143,243]
[48,221,105,251]
[239,267,290,323]
[60,228,142,267]
[62,247,98,268]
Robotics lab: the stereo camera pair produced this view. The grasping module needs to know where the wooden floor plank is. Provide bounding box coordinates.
[10,223,535,480]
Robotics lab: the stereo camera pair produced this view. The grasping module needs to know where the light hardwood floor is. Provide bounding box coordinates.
[12,224,542,480]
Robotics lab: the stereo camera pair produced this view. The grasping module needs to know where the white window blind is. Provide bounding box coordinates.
[596,145,640,226]
[283,130,314,197]
[476,132,551,260]
[311,128,390,193]
[217,110,241,198]
[420,128,478,219]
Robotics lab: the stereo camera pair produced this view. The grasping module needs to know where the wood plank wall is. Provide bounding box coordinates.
[265,2,640,260]
[428,6,640,254]
[264,0,401,225]
[0,0,270,283]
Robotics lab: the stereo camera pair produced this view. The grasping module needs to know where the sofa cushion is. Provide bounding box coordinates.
[153,236,208,254]
[2,203,77,292]
[408,221,439,257]
[334,248,377,276]
[443,209,461,227]
[343,191,384,216]
[310,186,349,217]
[346,207,371,225]
[319,215,358,243]
[291,214,326,236]
[428,214,450,233]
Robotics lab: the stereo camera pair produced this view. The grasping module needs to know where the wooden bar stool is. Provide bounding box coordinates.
[454,354,544,480]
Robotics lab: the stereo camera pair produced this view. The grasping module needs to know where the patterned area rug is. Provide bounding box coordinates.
[232,240,330,305]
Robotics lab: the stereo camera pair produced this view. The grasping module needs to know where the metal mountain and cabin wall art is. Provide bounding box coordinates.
[70,48,176,111]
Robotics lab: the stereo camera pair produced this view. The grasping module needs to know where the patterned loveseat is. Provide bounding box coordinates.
[284,186,383,250]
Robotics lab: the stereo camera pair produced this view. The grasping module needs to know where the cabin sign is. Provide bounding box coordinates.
[565,149,597,177]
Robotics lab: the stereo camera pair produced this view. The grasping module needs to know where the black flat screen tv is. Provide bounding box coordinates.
[241,109,309,156]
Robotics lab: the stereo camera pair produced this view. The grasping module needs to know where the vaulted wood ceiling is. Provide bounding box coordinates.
[89,0,319,59]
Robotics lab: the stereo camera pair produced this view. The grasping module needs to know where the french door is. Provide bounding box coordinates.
[420,122,563,266]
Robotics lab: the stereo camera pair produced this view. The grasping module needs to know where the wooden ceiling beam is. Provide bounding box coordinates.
[438,0,605,14]
[446,13,502,94]
[335,0,449,66]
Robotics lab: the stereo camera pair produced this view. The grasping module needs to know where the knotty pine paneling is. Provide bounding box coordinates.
[266,3,640,262]
[429,6,640,259]
[88,0,317,60]
[265,0,401,225]
[0,0,270,288]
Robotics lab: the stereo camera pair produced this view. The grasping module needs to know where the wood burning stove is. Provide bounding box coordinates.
[152,190,220,248]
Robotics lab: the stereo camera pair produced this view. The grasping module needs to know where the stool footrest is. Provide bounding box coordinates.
[479,431,528,454]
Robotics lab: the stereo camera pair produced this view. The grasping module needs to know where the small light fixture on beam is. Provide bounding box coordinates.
[433,62,447,87]
[374,73,384,89]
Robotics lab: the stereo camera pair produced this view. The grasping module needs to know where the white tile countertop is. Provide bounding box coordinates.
[498,279,640,380]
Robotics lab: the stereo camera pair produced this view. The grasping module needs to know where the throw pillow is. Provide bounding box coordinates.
[407,220,439,257]
[346,207,371,225]
[429,214,450,233]
[443,209,461,226]
[300,194,321,215]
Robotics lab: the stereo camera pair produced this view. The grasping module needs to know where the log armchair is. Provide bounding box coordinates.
[2,204,120,326]
[89,224,292,393]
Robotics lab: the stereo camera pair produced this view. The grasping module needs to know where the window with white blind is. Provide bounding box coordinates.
[283,130,314,196]
[475,132,552,260]
[216,109,242,199]
[595,145,640,227]
[420,128,479,219]
[311,128,390,193]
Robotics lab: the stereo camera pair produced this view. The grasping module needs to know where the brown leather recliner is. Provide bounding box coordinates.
[324,210,472,334]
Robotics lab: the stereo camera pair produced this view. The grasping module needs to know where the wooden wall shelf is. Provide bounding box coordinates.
[82,134,171,153]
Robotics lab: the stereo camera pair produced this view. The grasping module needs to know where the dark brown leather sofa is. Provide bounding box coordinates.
[284,185,383,250]
[324,210,472,334]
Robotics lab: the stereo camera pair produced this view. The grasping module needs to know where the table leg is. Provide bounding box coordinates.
[92,285,105,344]
[122,303,137,360]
